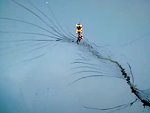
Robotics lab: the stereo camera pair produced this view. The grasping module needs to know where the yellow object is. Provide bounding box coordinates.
[76,24,83,33]
[76,29,82,33]
[76,24,82,27]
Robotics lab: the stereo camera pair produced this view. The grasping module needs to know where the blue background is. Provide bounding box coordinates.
[0,0,150,113]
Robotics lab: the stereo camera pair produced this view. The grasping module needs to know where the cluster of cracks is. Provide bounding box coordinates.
[0,0,150,112]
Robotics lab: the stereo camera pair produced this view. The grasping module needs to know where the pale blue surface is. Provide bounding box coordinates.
[0,0,150,113]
